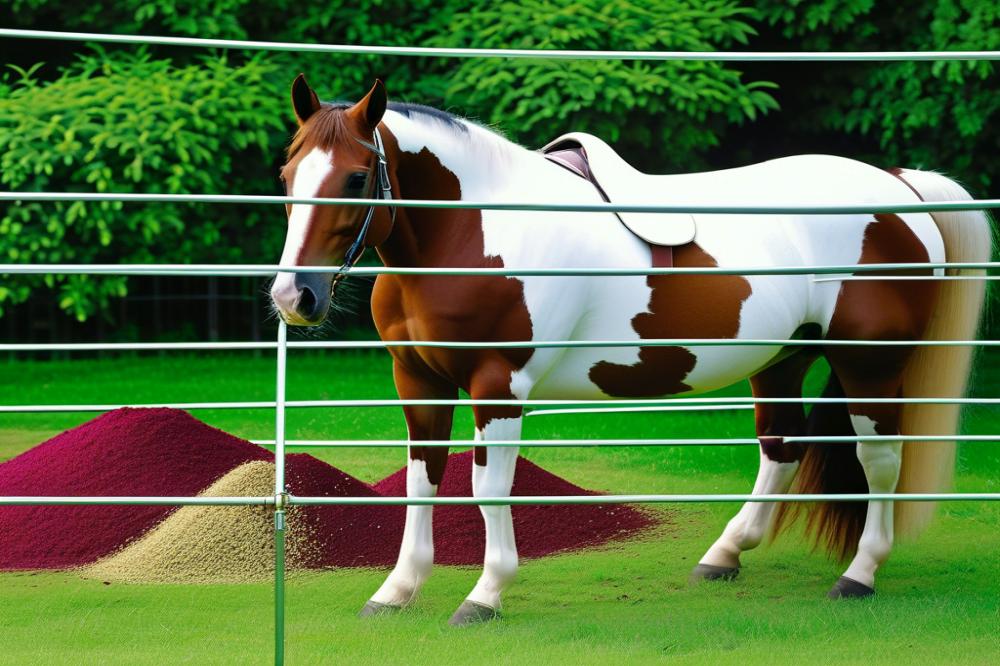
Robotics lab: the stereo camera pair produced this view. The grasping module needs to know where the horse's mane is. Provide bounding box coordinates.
[288,101,472,159]
[388,102,469,134]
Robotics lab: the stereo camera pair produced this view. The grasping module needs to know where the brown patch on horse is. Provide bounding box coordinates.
[826,213,936,379]
[370,133,533,468]
[588,244,752,397]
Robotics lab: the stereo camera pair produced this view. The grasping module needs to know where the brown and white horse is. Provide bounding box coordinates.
[270,77,989,624]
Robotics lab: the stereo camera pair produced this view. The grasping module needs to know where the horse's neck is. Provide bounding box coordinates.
[379,111,550,268]
[383,111,542,199]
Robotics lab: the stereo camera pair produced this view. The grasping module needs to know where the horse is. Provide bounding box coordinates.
[269,76,989,625]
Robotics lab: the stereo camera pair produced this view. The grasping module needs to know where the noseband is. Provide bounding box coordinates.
[335,127,396,286]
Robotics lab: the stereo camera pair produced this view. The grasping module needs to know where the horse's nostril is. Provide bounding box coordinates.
[295,286,319,320]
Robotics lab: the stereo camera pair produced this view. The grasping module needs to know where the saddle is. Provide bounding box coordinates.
[542,133,697,262]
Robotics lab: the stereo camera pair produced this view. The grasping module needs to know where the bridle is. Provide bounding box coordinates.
[334,126,396,288]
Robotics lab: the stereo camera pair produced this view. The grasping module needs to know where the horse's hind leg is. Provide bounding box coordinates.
[692,352,816,581]
[361,361,455,616]
[826,352,905,599]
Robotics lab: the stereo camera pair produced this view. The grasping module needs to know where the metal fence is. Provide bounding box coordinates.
[1,28,998,666]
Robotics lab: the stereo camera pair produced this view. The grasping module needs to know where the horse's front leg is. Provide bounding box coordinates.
[449,376,523,625]
[360,361,455,616]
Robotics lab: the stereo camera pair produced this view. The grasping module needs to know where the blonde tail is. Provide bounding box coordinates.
[893,169,992,537]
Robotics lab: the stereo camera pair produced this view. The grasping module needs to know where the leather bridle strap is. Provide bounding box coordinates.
[338,127,396,279]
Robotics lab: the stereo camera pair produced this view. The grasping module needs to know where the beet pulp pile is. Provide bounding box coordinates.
[0,408,655,583]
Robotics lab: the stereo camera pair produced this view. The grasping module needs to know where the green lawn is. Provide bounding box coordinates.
[0,351,997,665]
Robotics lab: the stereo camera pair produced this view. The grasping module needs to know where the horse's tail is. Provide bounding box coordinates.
[773,169,991,558]
[891,169,991,537]
[772,371,869,561]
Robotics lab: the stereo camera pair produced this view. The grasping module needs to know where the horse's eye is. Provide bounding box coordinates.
[346,172,368,192]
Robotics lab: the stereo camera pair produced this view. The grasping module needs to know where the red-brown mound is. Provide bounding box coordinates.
[0,408,269,569]
[287,453,405,567]
[371,450,655,565]
[2,409,656,575]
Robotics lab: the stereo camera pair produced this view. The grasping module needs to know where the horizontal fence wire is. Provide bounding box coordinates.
[248,435,1000,448]
[817,275,1000,282]
[2,493,997,507]
[0,496,274,506]
[2,396,999,413]
[0,262,996,277]
[2,29,999,61]
[286,493,999,505]
[3,191,1000,214]
[1,338,997,353]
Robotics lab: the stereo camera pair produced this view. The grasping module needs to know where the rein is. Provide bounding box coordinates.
[334,127,396,287]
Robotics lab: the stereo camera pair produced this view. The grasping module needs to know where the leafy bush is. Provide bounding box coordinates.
[0,49,285,319]
[755,0,999,190]
[437,0,778,168]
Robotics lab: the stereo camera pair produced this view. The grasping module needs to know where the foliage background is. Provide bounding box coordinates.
[0,0,996,340]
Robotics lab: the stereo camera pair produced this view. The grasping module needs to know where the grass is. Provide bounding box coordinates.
[0,350,997,665]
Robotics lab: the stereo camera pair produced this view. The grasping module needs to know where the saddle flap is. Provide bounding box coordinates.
[542,132,696,247]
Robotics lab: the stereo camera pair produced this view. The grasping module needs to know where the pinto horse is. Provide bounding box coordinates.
[270,77,989,624]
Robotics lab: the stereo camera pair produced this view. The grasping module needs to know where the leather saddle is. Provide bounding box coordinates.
[542,132,697,256]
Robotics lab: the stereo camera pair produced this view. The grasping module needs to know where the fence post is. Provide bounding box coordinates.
[274,319,288,666]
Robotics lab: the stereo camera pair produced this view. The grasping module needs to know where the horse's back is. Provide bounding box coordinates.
[513,153,946,400]
[649,154,889,203]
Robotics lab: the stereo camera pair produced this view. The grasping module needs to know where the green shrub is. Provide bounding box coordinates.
[756,0,999,190]
[436,0,778,168]
[0,49,285,319]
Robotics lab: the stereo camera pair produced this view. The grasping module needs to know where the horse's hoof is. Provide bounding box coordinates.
[827,576,875,600]
[359,600,402,618]
[448,600,500,626]
[690,563,740,583]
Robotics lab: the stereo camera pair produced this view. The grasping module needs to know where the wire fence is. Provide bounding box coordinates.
[2,28,1000,61]
[2,26,998,666]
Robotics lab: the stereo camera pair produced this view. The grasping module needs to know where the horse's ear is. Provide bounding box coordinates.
[291,73,321,125]
[356,79,388,130]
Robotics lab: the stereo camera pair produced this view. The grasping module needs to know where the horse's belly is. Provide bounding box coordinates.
[513,269,806,400]
[526,344,783,399]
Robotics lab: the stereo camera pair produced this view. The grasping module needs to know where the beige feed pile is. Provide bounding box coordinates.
[83,461,317,583]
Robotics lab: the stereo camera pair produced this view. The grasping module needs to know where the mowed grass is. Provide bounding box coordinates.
[0,350,997,665]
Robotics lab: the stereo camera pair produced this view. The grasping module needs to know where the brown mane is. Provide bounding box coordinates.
[287,104,354,158]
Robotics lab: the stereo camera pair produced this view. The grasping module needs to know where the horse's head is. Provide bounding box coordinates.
[270,75,395,326]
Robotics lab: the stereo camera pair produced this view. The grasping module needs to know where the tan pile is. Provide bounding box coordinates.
[83,461,316,584]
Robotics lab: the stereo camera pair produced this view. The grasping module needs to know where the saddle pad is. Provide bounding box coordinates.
[542,132,696,247]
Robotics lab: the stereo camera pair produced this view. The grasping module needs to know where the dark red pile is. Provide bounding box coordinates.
[372,451,655,565]
[0,408,269,569]
[1,409,655,571]
[285,453,405,567]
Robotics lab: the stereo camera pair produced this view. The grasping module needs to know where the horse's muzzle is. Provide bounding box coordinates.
[270,271,333,326]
